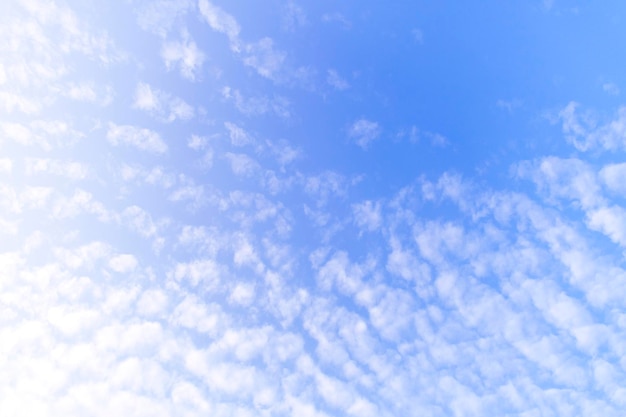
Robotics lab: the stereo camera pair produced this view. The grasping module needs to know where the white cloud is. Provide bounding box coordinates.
[412,28,424,44]
[348,118,381,149]
[559,102,626,151]
[107,123,168,153]
[122,205,163,240]
[322,12,352,29]
[229,282,255,306]
[352,200,382,232]
[599,162,626,196]
[587,205,626,247]
[0,158,13,174]
[187,134,209,150]
[243,38,287,80]
[197,2,292,82]
[25,158,88,180]
[0,120,82,150]
[135,0,194,38]
[50,189,111,222]
[222,86,291,117]
[304,171,350,206]
[327,69,349,91]
[172,259,221,289]
[0,91,42,114]
[224,122,253,146]
[603,82,620,96]
[5,3,626,415]
[133,82,160,111]
[133,82,195,121]
[161,34,205,81]
[225,152,259,176]
[65,82,97,102]
[282,1,307,31]
[268,140,301,167]
[108,254,138,273]
[516,156,603,209]
[198,0,242,50]
[496,98,522,112]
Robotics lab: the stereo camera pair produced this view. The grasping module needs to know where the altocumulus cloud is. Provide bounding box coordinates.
[2,1,626,417]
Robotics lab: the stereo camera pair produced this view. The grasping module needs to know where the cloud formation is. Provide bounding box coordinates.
[3,1,626,416]
[348,119,381,148]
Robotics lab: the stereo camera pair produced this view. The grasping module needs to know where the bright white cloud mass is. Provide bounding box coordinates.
[2,1,626,416]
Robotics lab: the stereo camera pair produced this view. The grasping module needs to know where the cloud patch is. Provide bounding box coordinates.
[348,118,381,149]
[107,123,168,153]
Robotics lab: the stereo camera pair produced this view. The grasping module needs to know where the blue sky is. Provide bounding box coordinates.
[2,0,626,416]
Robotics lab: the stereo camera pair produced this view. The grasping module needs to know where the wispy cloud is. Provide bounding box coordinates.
[348,118,381,149]
[322,12,352,29]
[412,28,424,44]
[133,82,194,122]
[603,82,620,96]
[222,86,291,117]
[496,98,523,112]
[107,123,168,153]
[197,0,241,50]
[282,1,307,31]
[327,69,350,91]
[135,0,194,38]
[161,34,205,81]
[558,101,626,151]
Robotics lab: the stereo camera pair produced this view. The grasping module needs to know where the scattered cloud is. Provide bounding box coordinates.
[222,86,291,117]
[108,253,138,273]
[133,82,194,122]
[0,158,13,174]
[603,82,620,96]
[352,200,382,232]
[0,120,83,150]
[197,0,241,50]
[243,38,287,80]
[135,0,194,38]
[4,2,626,416]
[496,98,523,112]
[25,158,89,180]
[322,12,352,29]
[282,1,307,31]
[224,122,253,147]
[348,118,381,149]
[161,34,205,81]
[197,1,291,82]
[558,102,626,151]
[327,69,350,91]
[412,28,424,44]
[225,152,260,176]
[107,123,168,153]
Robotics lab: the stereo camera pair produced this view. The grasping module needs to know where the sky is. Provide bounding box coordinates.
[2,0,626,416]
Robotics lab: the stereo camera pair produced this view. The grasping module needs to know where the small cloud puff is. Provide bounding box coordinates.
[496,98,522,112]
[107,123,168,153]
[322,12,352,29]
[222,87,291,118]
[161,34,205,81]
[243,38,287,80]
[282,1,307,32]
[133,82,194,122]
[412,28,424,44]
[327,69,350,91]
[603,83,620,96]
[352,200,382,232]
[108,254,138,273]
[348,118,381,149]
[198,0,242,50]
